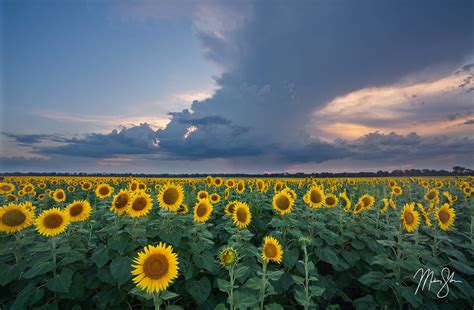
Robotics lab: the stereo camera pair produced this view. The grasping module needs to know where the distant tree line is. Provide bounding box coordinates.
[0,166,472,178]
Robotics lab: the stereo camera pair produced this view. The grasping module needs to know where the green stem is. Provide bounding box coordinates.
[153,291,162,310]
[303,245,310,310]
[259,261,267,310]
[51,237,57,276]
[229,266,235,310]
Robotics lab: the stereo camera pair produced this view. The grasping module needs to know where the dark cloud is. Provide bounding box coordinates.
[2,133,68,146]
[35,124,159,158]
[463,119,474,125]
[156,0,474,159]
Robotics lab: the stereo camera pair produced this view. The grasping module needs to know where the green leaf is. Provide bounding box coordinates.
[353,295,376,310]
[47,268,74,293]
[351,239,366,250]
[244,277,261,290]
[267,270,284,281]
[266,303,284,310]
[186,276,211,305]
[166,306,183,310]
[234,266,250,279]
[377,240,396,247]
[0,263,24,286]
[23,261,55,279]
[91,246,110,268]
[293,286,310,307]
[292,275,304,285]
[309,286,325,296]
[107,234,129,253]
[10,282,36,310]
[282,248,299,269]
[59,250,85,266]
[317,247,339,267]
[161,290,179,300]
[217,278,232,292]
[110,257,132,285]
[449,258,474,275]
[129,287,153,300]
[359,271,385,288]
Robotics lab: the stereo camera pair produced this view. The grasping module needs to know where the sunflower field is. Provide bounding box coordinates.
[0,176,473,309]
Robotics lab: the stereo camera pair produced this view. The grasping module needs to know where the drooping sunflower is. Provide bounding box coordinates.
[272,191,294,215]
[416,203,432,227]
[274,181,284,193]
[219,247,237,267]
[111,190,132,215]
[175,204,188,215]
[209,193,221,204]
[224,188,230,200]
[305,185,325,209]
[435,203,455,231]
[463,186,472,198]
[225,201,237,216]
[401,203,420,232]
[158,183,184,212]
[52,189,66,203]
[95,183,114,199]
[0,203,35,233]
[381,198,389,213]
[131,243,179,294]
[36,208,70,237]
[262,236,283,264]
[127,191,153,218]
[193,199,213,223]
[65,200,92,222]
[232,202,251,229]
[443,191,455,205]
[353,201,364,214]
[323,194,338,208]
[359,194,375,210]
[0,182,15,194]
[283,188,297,201]
[340,191,351,212]
[197,190,209,201]
[235,181,245,194]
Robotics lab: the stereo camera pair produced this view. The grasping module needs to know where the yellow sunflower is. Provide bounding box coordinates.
[111,190,132,215]
[235,181,245,194]
[197,190,209,200]
[401,203,420,232]
[381,199,389,213]
[359,194,375,210]
[262,236,283,264]
[443,191,455,205]
[193,199,213,223]
[213,177,223,187]
[323,194,338,208]
[219,247,237,267]
[127,191,153,218]
[0,182,15,194]
[391,186,402,196]
[0,203,35,233]
[435,203,455,231]
[232,202,251,229]
[340,191,351,212]
[95,183,114,199]
[274,182,284,193]
[225,179,235,188]
[424,189,439,202]
[158,183,184,212]
[305,185,325,209]
[131,243,179,294]
[65,200,92,222]
[272,191,294,215]
[81,182,92,191]
[36,208,70,237]
[209,193,221,204]
[52,189,66,203]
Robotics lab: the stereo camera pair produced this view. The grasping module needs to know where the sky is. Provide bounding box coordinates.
[1,0,473,173]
